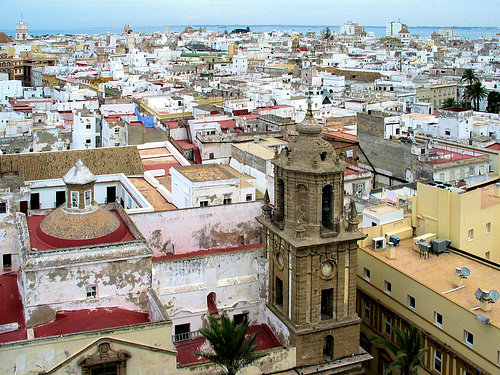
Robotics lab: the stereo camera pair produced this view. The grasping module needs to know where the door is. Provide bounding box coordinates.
[55,191,66,207]
[30,193,40,210]
[107,186,116,203]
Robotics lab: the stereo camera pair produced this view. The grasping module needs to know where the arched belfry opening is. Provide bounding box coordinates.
[276,178,285,222]
[322,185,333,228]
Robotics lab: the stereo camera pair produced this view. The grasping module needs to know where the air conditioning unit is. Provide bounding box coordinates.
[372,237,386,250]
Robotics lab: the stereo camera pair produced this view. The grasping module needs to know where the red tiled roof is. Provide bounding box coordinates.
[34,308,149,338]
[0,273,26,344]
[153,243,261,262]
[175,324,281,366]
[486,143,500,151]
[255,105,292,111]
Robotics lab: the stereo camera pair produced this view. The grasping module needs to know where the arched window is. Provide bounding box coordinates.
[320,152,327,161]
[207,292,217,314]
[322,185,333,228]
[323,335,334,360]
[276,179,285,222]
[297,184,308,223]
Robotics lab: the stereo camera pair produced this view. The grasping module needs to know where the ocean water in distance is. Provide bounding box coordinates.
[1,25,499,39]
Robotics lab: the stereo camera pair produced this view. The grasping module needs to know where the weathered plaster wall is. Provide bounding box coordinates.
[0,322,176,375]
[153,247,263,332]
[131,202,262,255]
[21,243,152,327]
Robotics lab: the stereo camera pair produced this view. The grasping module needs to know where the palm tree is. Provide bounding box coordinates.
[372,324,427,375]
[194,313,264,375]
[460,69,479,86]
[441,98,458,108]
[459,99,473,110]
[464,81,488,111]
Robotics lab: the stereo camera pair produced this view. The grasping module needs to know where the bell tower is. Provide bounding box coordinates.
[257,103,366,368]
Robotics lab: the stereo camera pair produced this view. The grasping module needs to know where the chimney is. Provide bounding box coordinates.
[453,267,464,287]
[386,242,396,260]
[254,135,260,144]
[480,299,492,312]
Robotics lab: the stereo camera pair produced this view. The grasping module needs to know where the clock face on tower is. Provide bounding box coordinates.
[320,260,336,279]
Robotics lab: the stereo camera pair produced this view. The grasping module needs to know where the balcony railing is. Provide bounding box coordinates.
[173,330,202,343]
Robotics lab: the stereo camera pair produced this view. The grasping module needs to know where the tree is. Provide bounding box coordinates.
[372,324,427,375]
[459,99,473,110]
[460,68,479,86]
[486,91,500,114]
[194,314,264,375]
[464,81,488,111]
[441,98,458,108]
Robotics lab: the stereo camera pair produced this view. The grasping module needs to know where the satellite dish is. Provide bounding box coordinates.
[475,288,484,301]
[460,267,470,277]
[490,290,499,301]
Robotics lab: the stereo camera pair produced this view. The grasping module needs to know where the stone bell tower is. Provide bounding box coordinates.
[257,102,367,370]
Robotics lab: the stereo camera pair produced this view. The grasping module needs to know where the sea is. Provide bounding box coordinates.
[1,25,499,39]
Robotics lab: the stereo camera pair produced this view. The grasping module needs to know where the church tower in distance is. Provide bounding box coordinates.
[257,102,368,370]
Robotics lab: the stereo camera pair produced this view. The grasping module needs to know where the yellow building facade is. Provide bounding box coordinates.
[357,217,500,375]
[412,181,500,263]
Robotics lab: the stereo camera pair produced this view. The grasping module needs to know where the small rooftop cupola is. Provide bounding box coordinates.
[63,159,97,212]
[38,160,122,244]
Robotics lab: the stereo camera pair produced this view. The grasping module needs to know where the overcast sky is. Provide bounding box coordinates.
[1,0,497,31]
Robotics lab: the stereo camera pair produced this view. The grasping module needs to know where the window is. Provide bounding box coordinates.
[434,349,442,373]
[114,127,120,133]
[363,301,370,320]
[86,138,91,144]
[435,312,443,328]
[223,198,232,205]
[323,335,334,360]
[0,202,6,213]
[408,295,416,309]
[497,350,500,366]
[114,143,120,147]
[200,200,208,207]
[385,281,392,295]
[445,130,451,136]
[233,313,248,326]
[86,124,91,129]
[3,254,12,271]
[486,222,491,234]
[84,190,92,207]
[246,194,253,202]
[464,330,473,348]
[363,268,371,281]
[467,229,474,241]
[275,277,283,309]
[174,323,191,342]
[353,183,365,196]
[384,315,391,335]
[485,251,491,260]
[321,288,334,320]
[86,285,97,298]
[71,191,79,208]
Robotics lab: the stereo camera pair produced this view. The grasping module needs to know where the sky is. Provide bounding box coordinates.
[0,0,498,32]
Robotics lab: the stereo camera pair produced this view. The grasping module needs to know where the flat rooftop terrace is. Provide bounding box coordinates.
[361,238,500,329]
